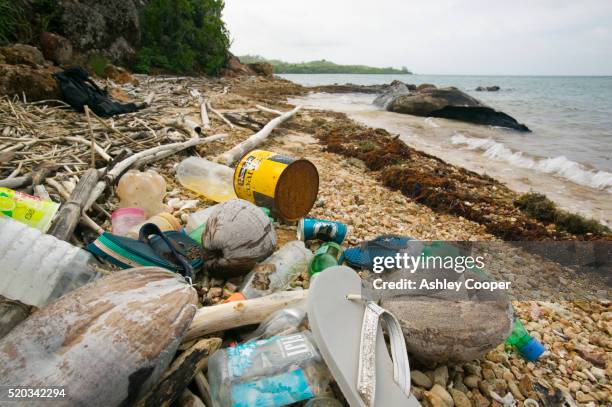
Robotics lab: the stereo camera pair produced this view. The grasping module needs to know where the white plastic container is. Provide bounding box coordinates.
[0,217,101,307]
[116,169,167,217]
[176,157,237,203]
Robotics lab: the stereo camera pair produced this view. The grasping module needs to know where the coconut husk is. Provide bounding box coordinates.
[0,267,197,406]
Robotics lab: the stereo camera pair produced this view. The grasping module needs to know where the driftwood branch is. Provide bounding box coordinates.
[0,166,53,189]
[200,100,211,130]
[46,178,104,235]
[207,102,234,129]
[218,105,301,166]
[255,104,283,115]
[137,337,221,407]
[47,168,100,241]
[193,372,213,407]
[85,133,225,212]
[184,290,307,342]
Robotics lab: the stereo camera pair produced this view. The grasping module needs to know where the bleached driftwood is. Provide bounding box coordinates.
[218,105,301,166]
[45,177,103,235]
[184,290,307,342]
[255,104,283,115]
[207,102,234,129]
[200,101,211,130]
[193,372,213,407]
[85,133,225,212]
[166,115,202,137]
[64,136,112,162]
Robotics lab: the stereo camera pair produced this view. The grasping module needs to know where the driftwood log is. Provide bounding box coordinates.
[137,337,221,407]
[0,297,32,340]
[193,371,213,407]
[223,113,263,131]
[0,166,54,189]
[218,105,301,166]
[185,290,307,342]
[180,389,206,407]
[47,168,100,241]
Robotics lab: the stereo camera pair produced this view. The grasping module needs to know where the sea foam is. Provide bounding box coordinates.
[451,133,612,192]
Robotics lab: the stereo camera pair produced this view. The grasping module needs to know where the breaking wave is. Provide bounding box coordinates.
[451,133,612,192]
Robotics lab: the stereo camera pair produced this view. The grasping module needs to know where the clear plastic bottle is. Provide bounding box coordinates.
[227,241,313,302]
[116,170,167,218]
[176,157,237,203]
[208,330,332,407]
[0,217,102,308]
[244,306,308,342]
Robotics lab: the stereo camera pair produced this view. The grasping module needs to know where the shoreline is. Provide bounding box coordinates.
[2,72,610,406]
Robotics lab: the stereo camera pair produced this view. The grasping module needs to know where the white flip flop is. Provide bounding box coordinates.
[307,266,420,407]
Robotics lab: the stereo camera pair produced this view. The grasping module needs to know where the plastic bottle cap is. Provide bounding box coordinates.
[112,207,145,220]
[518,337,545,361]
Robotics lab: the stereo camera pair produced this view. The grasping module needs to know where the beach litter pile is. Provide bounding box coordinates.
[0,68,610,407]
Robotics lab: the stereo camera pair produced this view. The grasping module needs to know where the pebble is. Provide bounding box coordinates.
[429,384,454,407]
[575,391,595,403]
[434,365,449,386]
[412,370,433,389]
[568,381,581,393]
[482,368,495,381]
[449,388,472,407]
[464,375,480,388]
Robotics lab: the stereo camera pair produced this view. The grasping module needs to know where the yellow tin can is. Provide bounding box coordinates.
[233,150,319,221]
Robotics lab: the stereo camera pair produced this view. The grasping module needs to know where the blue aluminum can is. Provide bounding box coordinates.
[297,218,348,244]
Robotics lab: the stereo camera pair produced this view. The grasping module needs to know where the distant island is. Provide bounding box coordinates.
[239,55,412,74]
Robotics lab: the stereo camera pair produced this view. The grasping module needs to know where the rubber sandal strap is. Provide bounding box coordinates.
[350,296,411,406]
[139,223,194,280]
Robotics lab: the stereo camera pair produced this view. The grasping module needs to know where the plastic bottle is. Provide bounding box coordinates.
[125,212,182,239]
[506,318,545,361]
[0,217,102,308]
[0,187,59,232]
[244,307,308,342]
[111,207,145,236]
[309,242,344,279]
[305,397,343,407]
[226,241,313,302]
[207,330,332,407]
[176,157,237,203]
[116,170,167,217]
[185,206,218,233]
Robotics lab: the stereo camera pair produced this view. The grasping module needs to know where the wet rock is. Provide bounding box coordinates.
[0,44,45,67]
[417,83,437,92]
[475,86,500,92]
[40,32,73,66]
[453,375,469,393]
[412,370,434,389]
[373,80,412,108]
[389,87,529,131]
[0,64,60,101]
[449,388,472,407]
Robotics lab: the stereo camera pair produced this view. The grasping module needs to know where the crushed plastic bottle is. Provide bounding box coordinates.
[176,157,237,203]
[116,169,167,217]
[208,330,332,407]
[226,241,313,302]
[0,217,102,308]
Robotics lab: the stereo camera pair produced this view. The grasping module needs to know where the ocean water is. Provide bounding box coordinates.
[281,74,612,226]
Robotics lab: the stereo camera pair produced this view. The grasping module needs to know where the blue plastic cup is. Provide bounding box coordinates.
[518,337,545,361]
[298,218,348,244]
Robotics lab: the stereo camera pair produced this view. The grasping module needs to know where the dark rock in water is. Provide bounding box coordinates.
[379,86,529,131]
[40,32,73,66]
[476,86,500,92]
[373,80,412,108]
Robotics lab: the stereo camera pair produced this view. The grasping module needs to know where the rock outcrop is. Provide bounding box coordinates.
[476,86,500,92]
[247,62,274,77]
[57,0,142,64]
[40,32,73,66]
[374,82,529,131]
[0,44,46,67]
[0,64,60,101]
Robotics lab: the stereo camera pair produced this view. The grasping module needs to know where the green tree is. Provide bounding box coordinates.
[136,0,230,75]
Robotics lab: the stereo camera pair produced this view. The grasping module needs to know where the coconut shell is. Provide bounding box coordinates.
[202,199,277,278]
[0,267,197,407]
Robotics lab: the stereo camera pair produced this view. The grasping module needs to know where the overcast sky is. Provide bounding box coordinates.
[223,0,612,75]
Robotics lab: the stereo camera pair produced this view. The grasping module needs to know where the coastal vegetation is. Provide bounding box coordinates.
[239,55,411,74]
[136,0,230,75]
